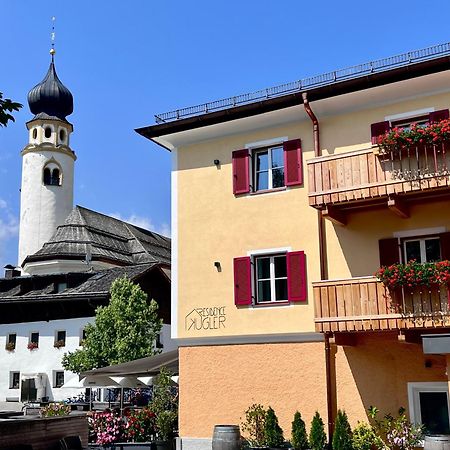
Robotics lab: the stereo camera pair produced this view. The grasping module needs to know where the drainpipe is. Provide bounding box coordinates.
[303,92,334,443]
[302,92,327,280]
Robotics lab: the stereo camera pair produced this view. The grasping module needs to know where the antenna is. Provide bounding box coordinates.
[50,16,56,60]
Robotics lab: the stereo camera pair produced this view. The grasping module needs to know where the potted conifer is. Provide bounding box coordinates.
[332,410,352,450]
[309,412,327,450]
[264,407,284,449]
[291,411,308,450]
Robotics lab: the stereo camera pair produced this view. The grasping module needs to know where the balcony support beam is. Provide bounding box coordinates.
[322,207,347,226]
[388,196,410,219]
[332,333,357,347]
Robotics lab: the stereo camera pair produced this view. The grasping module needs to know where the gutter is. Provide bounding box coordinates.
[136,55,450,141]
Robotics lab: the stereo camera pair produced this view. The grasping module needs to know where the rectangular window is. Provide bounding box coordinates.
[6,333,16,350]
[403,237,441,263]
[54,371,65,388]
[253,146,285,192]
[30,332,39,345]
[80,328,87,346]
[55,330,66,345]
[409,382,450,435]
[255,254,288,304]
[391,115,429,131]
[10,371,20,389]
[156,333,164,349]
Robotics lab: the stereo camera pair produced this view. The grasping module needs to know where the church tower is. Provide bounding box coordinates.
[18,50,76,269]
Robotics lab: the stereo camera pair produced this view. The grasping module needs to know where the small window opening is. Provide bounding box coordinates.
[55,330,66,347]
[44,127,52,138]
[43,168,51,185]
[156,333,164,349]
[54,371,65,388]
[32,128,37,139]
[59,129,65,142]
[10,372,20,389]
[51,169,61,186]
[56,282,67,293]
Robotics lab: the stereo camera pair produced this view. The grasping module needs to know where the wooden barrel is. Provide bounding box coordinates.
[425,435,450,450]
[212,425,241,450]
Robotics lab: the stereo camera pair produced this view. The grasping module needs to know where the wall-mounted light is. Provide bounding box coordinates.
[214,159,220,166]
[214,261,221,272]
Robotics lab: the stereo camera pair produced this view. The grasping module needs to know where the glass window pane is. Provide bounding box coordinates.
[31,333,39,344]
[274,256,287,278]
[419,392,450,435]
[257,280,271,302]
[275,279,288,301]
[272,168,285,188]
[256,172,268,191]
[257,258,270,280]
[405,240,421,262]
[271,147,284,169]
[255,151,268,171]
[426,238,441,262]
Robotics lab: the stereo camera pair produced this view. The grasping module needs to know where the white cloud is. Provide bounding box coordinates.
[110,212,171,237]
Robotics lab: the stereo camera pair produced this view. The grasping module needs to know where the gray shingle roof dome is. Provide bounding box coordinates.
[27,59,73,121]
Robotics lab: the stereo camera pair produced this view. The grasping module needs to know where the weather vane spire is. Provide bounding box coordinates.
[50,16,56,61]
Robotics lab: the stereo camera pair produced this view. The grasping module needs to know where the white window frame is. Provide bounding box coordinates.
[385,108,434,123]
[408,382,450,431]
[53,370,65,388]
[10,371,20,389]
[29,331,39,346]
[55,330,66,346]
[403,236,441,263]
[254,253,288,304]
[252,145,285,192]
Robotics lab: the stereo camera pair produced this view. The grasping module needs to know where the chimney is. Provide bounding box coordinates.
[4,265,21,279]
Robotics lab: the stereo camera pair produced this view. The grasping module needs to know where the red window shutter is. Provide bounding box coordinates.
[439,232,450,260]
[371,121,390,145]
[283,139,303,186]
[233,257,252,305]
[232,149,250,195]
[379,238,400,266]
[429,109,450,123]
[287,251,307,302]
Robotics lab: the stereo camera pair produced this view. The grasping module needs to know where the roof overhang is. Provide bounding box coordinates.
[136,56,450,150]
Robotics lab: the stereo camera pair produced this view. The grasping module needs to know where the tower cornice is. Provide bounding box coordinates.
[26,117,73,133]
[21,143,77,161]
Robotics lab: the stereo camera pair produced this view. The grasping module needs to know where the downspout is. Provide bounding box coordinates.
[302,92,334,443]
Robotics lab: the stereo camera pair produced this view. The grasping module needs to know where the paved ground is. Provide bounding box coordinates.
[0,401,24,412]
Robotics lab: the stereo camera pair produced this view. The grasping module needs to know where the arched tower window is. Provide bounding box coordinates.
[43,168,51,185]
[44,127,52,139]
[32,128,37,139]
[43,161,62,186]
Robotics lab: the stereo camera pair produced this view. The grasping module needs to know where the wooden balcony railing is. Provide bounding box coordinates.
[307,144,450,217]
[313,276,450,333]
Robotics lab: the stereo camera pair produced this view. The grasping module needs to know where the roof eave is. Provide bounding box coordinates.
[136,55,450,146]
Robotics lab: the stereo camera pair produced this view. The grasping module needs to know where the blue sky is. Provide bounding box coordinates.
[1,0,450,269]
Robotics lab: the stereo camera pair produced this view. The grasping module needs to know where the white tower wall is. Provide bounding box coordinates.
[18,119,75,268]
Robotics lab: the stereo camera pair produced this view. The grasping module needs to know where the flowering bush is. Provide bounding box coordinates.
[27,341,38,350]
[377,119,450,153]
[5,342,15,351]
[369,406,423,450]
[375,260,450,288]
[40,402,70,417]
[125,408,156,442]
[89,411,126,444]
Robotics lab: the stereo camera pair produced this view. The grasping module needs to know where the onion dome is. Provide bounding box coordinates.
[27,57,73,121]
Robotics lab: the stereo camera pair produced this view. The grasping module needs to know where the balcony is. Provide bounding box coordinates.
[313,277,450,333]
[307,143,450,225]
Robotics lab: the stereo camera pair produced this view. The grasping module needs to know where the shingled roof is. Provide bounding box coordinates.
[23,206,171,267]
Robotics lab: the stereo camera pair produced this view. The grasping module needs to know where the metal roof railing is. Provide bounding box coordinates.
[154,42,450,124]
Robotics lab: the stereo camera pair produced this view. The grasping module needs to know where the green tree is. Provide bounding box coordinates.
[292,411,309,450]
[264,406,284,448]
[62,276,162,373]
[310,412,327,450]
[0,93,22,127]
[333,410,353,450]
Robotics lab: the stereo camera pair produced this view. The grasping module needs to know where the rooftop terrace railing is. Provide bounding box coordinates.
[154,42,450,124]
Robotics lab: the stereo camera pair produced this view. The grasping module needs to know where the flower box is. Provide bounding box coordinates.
[5,342,15,351]
[54,340,65,348]
[27,342,38,350]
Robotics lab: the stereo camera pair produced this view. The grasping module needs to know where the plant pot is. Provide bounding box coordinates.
[154,440,172,450]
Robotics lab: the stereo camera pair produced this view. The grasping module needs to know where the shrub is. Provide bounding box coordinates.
[292,411,309,450]
[125,408,156,442]
[241,403,267,447]
[264,406,284,448]
[352,422,383,450]
[310,412,327,450]
[333,410,352,450]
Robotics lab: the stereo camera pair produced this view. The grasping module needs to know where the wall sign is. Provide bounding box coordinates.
[185,306,226,331]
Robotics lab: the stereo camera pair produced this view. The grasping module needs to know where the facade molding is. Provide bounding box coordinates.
[21,143,77,161]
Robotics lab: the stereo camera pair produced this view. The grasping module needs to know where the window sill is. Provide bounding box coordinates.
[253,301,290,307]
[250,186,287,196]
